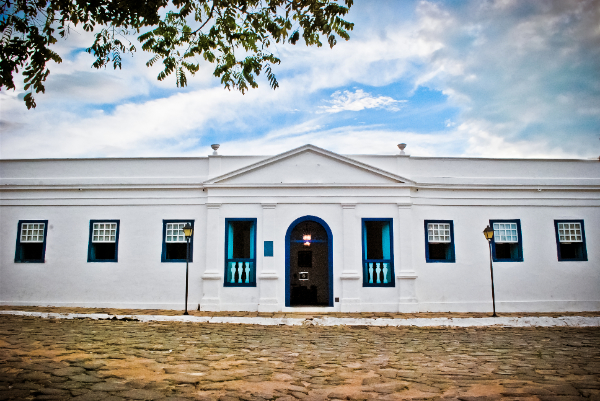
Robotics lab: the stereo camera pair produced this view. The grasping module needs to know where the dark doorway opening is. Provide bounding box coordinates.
[289,220,329,306]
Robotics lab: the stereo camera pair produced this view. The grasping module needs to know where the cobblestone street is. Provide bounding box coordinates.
[1,314,599,401]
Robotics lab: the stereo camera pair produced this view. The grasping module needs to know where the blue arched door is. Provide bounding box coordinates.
[285,216,333,307]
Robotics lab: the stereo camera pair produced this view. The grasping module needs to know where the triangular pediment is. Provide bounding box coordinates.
[204,145,413,186]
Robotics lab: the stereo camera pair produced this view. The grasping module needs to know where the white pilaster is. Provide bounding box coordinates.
[201,203,222,311]
[397,203,418,312]
[259,203,279,312]
[340,203,361,312]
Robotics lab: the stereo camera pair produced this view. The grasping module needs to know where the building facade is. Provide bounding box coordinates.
[1,144,598,312]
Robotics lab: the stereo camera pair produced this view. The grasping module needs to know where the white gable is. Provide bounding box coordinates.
[205,145,410,185]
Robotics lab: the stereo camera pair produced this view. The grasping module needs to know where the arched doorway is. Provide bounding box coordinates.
[285,216,333,307]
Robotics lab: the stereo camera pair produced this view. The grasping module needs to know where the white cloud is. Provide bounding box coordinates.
[218,118,586,160]
[1,0,598,160]
[220,123,445,157]
[318,89,407,114]
[458,119,577,159]
[0,79,305,158]
[408,0,600,156]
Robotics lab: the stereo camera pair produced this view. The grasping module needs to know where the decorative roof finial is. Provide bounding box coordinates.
[211,144,220,155]
[398,143,407,155]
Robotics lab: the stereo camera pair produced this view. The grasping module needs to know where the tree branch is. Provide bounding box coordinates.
[191,0,215,35]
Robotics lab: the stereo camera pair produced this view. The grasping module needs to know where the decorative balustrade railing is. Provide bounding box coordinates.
[364,260,393,286]
[226,260,255,285]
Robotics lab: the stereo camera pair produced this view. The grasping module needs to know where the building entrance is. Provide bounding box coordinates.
[285,216,332,307]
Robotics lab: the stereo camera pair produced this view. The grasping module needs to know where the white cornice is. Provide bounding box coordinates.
[0,184,204,191]
[2,181,600,192]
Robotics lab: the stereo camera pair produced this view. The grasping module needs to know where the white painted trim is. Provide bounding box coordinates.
[258,273,279,280]
[201,272,222,280]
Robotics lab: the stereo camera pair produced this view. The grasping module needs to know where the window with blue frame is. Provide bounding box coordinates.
[88,220,120,262]
[15,220,48,263]
[161,220,194,262]
[362,218,394,287]
[490,219,523,262]
[554,220,588,261]
[225,218,256,286]
[424,220,455,263]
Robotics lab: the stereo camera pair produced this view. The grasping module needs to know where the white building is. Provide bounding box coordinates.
[1,144,598,312]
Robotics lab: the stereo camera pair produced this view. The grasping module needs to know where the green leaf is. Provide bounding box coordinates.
[3,0,354,109]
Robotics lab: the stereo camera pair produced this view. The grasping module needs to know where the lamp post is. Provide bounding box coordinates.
[483,225,497,317]
[182,223,193,315]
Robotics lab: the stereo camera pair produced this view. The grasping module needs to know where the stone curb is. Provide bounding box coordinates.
[1,310,599,327]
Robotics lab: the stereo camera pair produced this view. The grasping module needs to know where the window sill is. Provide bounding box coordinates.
[224,283,257,287]
[362,282,395,288]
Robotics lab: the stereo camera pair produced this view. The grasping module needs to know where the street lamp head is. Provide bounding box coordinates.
[483,225,494,241]
[183,223,193,238]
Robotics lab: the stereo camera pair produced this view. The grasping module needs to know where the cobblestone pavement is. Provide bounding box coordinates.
[1,315,599,401]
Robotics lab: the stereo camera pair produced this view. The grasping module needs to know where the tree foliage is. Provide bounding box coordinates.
[0,0,354,109]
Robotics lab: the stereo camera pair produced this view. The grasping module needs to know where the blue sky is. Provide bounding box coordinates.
[1,0,599,159]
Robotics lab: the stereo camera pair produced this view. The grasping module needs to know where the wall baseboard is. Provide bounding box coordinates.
[1,300,598,313]
[416,300,600,313]
[0,301,183,310]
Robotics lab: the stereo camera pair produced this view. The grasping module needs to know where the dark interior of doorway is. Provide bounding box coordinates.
[289,220,329,306]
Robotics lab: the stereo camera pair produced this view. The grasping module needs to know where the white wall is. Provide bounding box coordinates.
[1,150,598,312]
[0,201,206,309]
[411,204,599,312]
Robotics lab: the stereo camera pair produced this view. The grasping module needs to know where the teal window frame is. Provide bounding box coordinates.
[14,220,48,263]
[88,220,120,262]
[361,218,395,287]
[224,218,257,287]
[554,220,588,262]
[490,219,523,262]
[424,220,456,263]
[161,220,194,263]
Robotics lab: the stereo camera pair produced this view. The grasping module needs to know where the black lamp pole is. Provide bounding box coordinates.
[183,223,193,316]
[483,225,497,317]
[184,234,190,315]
